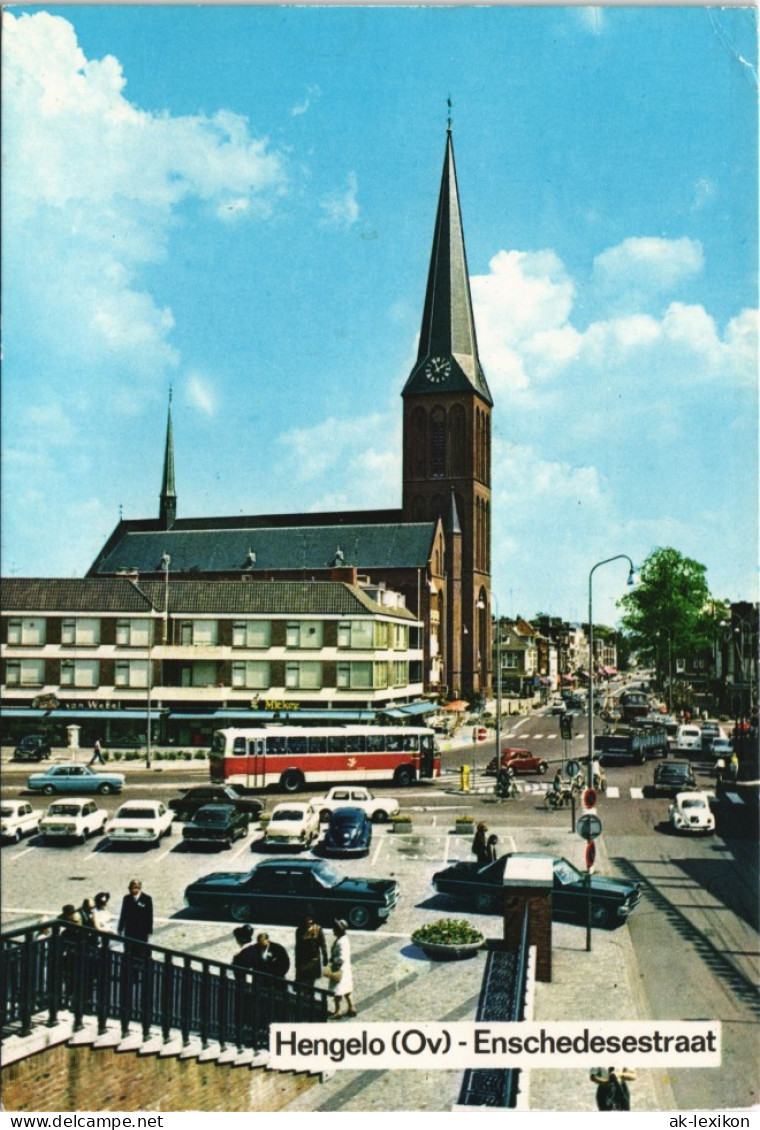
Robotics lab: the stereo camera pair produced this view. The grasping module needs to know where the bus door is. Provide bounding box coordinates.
[419,734,436,778]
[247,739,266,789]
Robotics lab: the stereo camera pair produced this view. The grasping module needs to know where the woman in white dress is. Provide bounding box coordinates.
[91,891,114,933]
[327,919,356,1018]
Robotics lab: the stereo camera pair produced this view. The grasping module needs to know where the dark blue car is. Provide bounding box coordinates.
[322,807,373,857]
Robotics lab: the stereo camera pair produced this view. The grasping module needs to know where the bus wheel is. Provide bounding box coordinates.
[393,765,415,788]
[280,770,304,794]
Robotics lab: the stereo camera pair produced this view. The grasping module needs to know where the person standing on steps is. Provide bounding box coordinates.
[326,920,356,1018]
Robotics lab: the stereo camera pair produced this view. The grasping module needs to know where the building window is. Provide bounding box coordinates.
[431,407,446,478]
[6,658,45,686]
[286,622,323,649]
[61,618,100,646]
[337,620,374,649]
[232,661,270,689]
[7,618,46,646]
[503,652,519,670]
[116,619,152,647]
[286,661,322,689]
[392,660,408,686]
[337,661,372,689]
[60,659,99,687]
[179,620,218,646]
[115,660,149,688]
[392,624,408,650]
[232,621,271,648]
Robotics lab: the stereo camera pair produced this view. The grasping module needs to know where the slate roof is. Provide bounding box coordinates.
[1,577,418,621]
[90,522,438,578]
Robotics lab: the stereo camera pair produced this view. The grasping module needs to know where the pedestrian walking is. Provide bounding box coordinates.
[117,879,153,942]
[295,915,328,985]
[247,932,290,978]
[78,897,96,929]
[472,821,490,865]
[91,892,113,932]
[591,1067,634,1111]
[326,919,356,1018]
[486,833,499,862]
[89,739,106,765]
[231,924,259,970]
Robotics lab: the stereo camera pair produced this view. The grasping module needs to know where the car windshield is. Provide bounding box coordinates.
[681,798,707,810]
[0,807,15,817]
[311,860,342,888]
[116,807,156,819]
[554,859,582,885]
[195,809,229,824]
[272,810,304,821]
[48,805,81,816]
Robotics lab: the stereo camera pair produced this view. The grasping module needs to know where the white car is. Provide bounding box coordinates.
[106,800,174,846]
[310,786,400,823]
[1,800,43,843]
[264,802,320,847]
[669,791,715,836]
[40,798,108,843]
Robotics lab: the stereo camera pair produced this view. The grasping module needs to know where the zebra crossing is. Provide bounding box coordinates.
[436,771,694,801]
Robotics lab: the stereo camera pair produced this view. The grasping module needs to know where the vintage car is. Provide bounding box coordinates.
[485,748,549,776]
[310,786,399,823]
[320,807,373,857]
[39,798,108,843]
[652,761,697,796]
[263,802,320,847]
[184,857,399,929]
[168,785,264,822]
[668,791,715,835]
[27,764,125,796]
[1,799,43,843]
[182,805,250,848]
[432,852,641,929]
[13,734,52,762]
[106,800,174,846]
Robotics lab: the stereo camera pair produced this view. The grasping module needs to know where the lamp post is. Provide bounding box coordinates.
[160,553,171,644]
[587,555,638,789]
[146,615,153,771]
[492,592,502,769]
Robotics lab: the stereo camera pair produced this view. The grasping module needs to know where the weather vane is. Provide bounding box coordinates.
[447,95,452,131]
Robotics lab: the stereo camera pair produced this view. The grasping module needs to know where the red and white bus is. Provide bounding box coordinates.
[209,724,440,793]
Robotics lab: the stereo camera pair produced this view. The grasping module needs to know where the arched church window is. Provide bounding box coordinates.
[431,407,446,478]
[409,407,427,477]
[449,404,465,477]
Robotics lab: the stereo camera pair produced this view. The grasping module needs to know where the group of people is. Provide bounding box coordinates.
[471,821,499,866]
[231,915,356,1018]
[56,879,154,942]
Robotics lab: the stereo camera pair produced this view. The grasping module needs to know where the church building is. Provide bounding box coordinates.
[89,127,494,703]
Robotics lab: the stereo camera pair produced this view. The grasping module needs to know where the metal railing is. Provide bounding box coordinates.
[457,904,531,1108]
[2,921,328,1052]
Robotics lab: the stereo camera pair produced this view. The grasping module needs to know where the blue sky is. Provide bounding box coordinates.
[2,4,757,624]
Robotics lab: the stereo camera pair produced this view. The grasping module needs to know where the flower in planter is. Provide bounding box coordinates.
[391,813,412,822]
[411,918,484,947]
[455,815,474,824]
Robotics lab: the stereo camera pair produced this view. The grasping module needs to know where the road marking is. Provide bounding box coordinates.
[533,733,544,740]
[630,787,644,799]
[547,734,557,740]
[606,786,620,798]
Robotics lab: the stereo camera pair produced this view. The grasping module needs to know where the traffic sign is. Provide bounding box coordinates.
[565,759,581,779]
[577,813,603,841]
[585,840,596,870]
[473,726,488,743]
[582,787,597,810]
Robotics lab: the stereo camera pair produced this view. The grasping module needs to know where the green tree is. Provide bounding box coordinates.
[619,547,712,693]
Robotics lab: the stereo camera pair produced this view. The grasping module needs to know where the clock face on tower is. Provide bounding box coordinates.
[425,356,451,383]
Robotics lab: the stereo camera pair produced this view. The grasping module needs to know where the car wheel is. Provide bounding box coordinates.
[319,809,331,823]
[347,905,371,929]
[98,783,113,795]
[393,765,415,788]
[538,762,548,774]
[590,904,610,928]
[42,785,56,796]
[231,902,253,923]
[372,809,388,824]
[280,770,304,794]
[475,891,498,913]
[14,830,22,844]
[77,832,87,845]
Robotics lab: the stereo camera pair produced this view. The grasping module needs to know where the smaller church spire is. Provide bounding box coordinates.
[159,387,177,530]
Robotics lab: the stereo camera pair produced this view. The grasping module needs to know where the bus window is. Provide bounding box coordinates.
[308,735,328,754]
[402,735,419,752]
[386,734,402,751]
[267,736,287,755]
[346,735,366,753]
[287,736,308,754]
[328,736,347,753]
[233,737,247,756]
[366,734,385,752]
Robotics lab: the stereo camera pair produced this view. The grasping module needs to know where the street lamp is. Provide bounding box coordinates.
[160,552,171,644]
[491,593,502,769]
[587,555,638,789]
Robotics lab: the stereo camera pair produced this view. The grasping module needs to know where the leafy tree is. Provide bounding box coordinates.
[619,547,712,691]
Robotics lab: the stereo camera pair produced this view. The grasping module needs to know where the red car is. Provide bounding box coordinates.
[485,748,549,776]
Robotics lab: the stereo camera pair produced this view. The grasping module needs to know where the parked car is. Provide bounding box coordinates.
[106,800,174,846]
[321,807,373,857]
[310,786,399,823]
[13,734,52,762]
[263,802,320,847]
[701,723,726,754]
[675,725,702,752]
[183,857,399,929]
[39,798,108,843]
[1,800,43,843]
[485,748,549,776]
[652,761,697,796]
[167,785,264,822]
[27,764,125,796]
[432,853,641,928]
[182,805,249,848]
[668,792,715,836]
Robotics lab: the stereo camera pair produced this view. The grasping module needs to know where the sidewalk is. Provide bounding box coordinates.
[282,823,671,1113]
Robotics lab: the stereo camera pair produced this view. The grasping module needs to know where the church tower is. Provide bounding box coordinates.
[159,389,177,530]
[401,126,493,699]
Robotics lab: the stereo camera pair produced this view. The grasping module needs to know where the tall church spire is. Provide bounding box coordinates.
[159,388,177,530]
[402,127,492,405]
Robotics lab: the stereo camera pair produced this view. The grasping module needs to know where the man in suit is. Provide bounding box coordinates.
[117,878,153,942]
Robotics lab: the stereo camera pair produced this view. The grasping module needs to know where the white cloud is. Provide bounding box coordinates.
[186,374,217,416]
[577,8,606,36]
[320,171,360,228]
[292,85,321,117]
[591,236,704,310]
